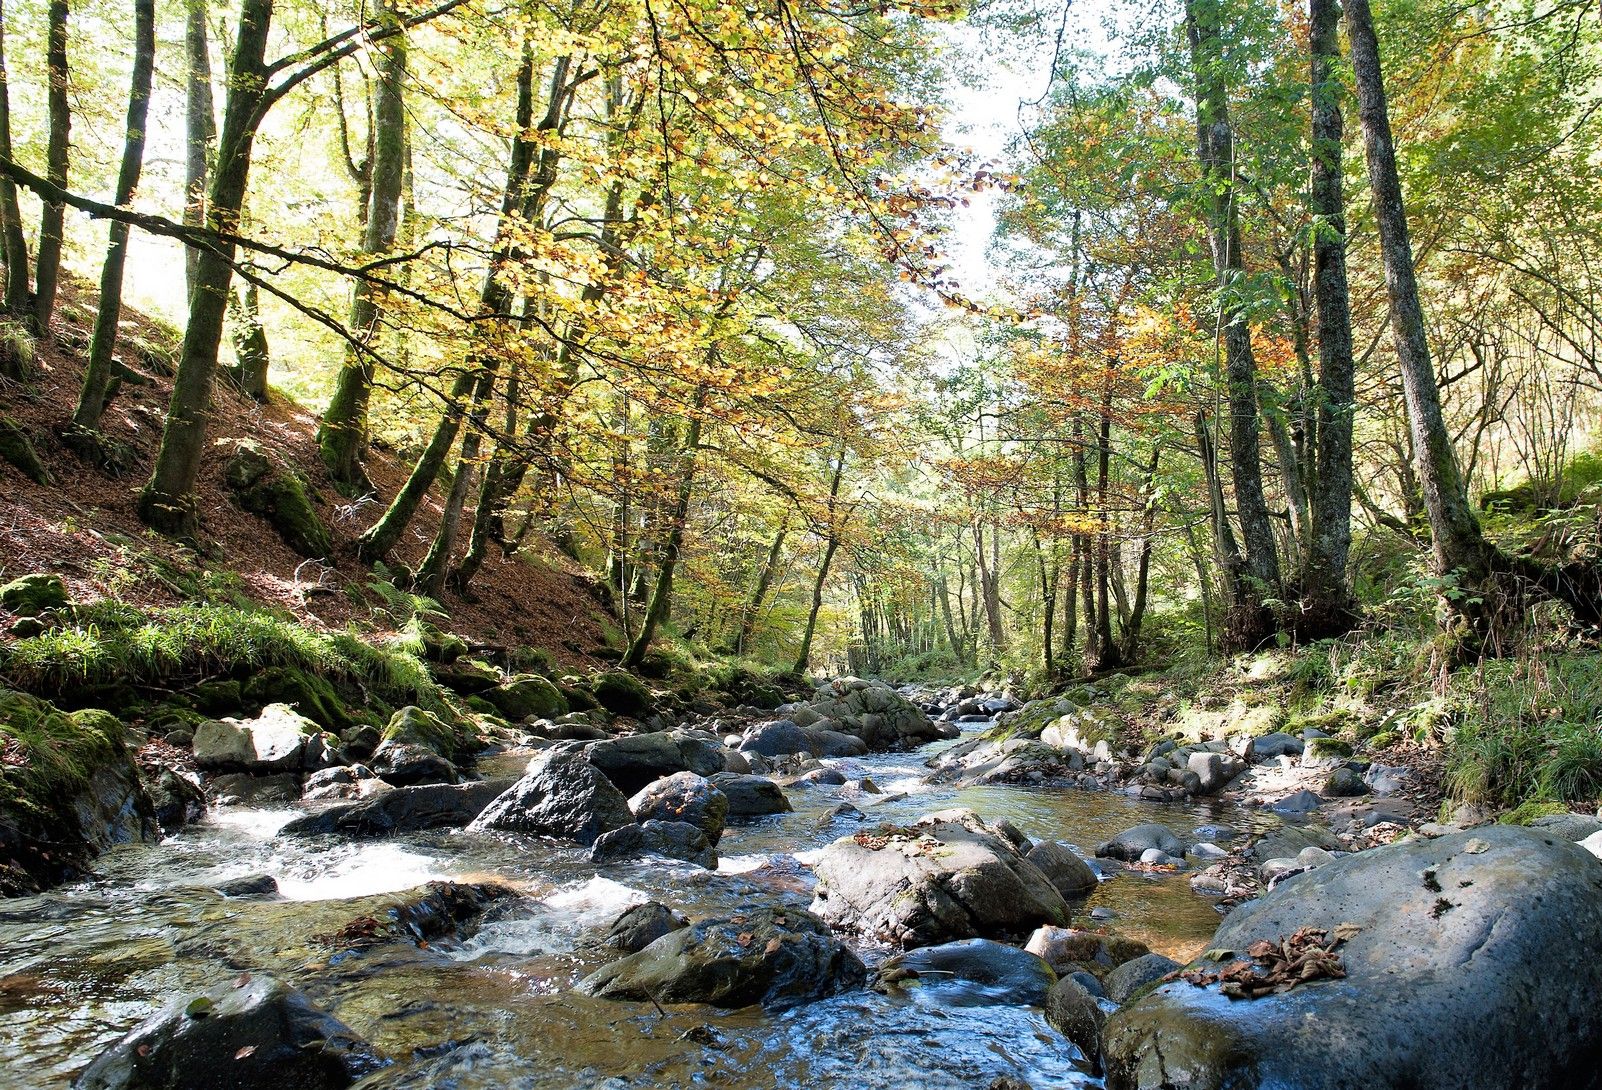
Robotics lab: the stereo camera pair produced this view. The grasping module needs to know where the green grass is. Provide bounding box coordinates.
[0,601,447,714]
[0,691,126,813]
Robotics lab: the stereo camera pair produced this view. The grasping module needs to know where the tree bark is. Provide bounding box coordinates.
[1302,0,1360,636]
[0,0,29,317]
[794,448,846,676]
[1186,0,1282,647]
[138,0,274,537]
[73,0,155,433]
[183,0,214,296]
[32,0,71,335]
[734,520,788,656]
[318,0,407,492]
[228,280,268,399]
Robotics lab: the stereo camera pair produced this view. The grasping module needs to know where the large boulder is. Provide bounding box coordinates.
[879,938,1057,1005]
[1025,841,1099,897]
[600,901,689,954]
[582,731,725,794]
[469,750,633,845]
[280,780,509,837]
[628,772,728,844]
[0,572,69,615]
[589,671,653,718]
[0,694,158,896]
[791,678,949,750]
[368,742,458,787]
[708,772,792,816]
[590,819,718,870]
[809,809,1072,947]
[221,440,334,559]
[482,674,567,722]
[73,974,383,1090]
[1102,827,1602,1090]
[576,906,865,1010]
[192,704,319,773]
[738,719,819,758]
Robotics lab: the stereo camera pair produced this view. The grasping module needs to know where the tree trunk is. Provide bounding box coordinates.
[1186,0,1282,647]
[354,43,538,565]
[415,357,500,597]
[794,450,846,676]
[0,0,29,317]
[1093,397,1122,669]
[137,0,274,537]
[1302,0,1360,636]
[183,0,214,296]
[318,0,407,493]
[228,280,268,399]
[621,392,707,669]
[32,0,70,335]
[734,520,788,656]
[71,0,154,433]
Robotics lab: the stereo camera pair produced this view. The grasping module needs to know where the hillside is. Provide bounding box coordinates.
[0,282,614,664]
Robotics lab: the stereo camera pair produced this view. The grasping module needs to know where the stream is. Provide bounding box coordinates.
[0,717,1284,1089]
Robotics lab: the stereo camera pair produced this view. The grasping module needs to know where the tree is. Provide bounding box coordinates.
[32,0,70,335]
[0,0,27,318]
[183,0,215,295]
[71,0,156,435]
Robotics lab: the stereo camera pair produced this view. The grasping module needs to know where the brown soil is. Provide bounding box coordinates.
[0,281,612,667]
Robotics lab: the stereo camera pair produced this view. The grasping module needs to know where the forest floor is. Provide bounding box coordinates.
[0,280,614,666]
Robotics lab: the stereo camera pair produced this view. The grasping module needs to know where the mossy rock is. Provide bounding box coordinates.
[242,666,354,732]
[482,674,568,722]
[0,415,48,485]
[559,682,600,712]
[431,658,500,695]
[1304,737,1355,760]
[0,690,157,895]
[190,679,244,716]
[219,439,333,559]
[0,573,69,616]
[0,321,36,381]
[1498,800,1571,826]
[1287,709,1356,737]
[60,424,138,476]
[381,702,474,763]
[590,671,653,718]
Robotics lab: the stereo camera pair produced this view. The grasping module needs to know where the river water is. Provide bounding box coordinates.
[0,721,1277,1089]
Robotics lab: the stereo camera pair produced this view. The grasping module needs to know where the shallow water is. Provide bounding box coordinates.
[0,720,1277,1089]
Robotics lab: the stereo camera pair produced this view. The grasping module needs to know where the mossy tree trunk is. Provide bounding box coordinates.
[0,0,29,317]
[318,0,407,494]
[72,0,155,433]
[182,0,214,297]
[31,0,70,336]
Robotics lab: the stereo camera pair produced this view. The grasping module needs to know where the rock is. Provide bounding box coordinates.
[145,768,206,831]
[590,671,653,717]
[1364,764,1408,796]
[1025,841,1099,897]
[483,674,568,721]
[379,705,467,758]
[809,810,1071,946]
[791,766,847,786]
[220,440,334,559]
[1303,736,1353,761]
[1249,823,1343,864]
[1102,952,1180,1003]
[577,906,865,1010]
[469,751,634,845]
[0,572,68,615]
[214,874,279,898]
[430,658,500,695]
[301,764,391,801]
[0,695,158,896]
[1024,925,1151,974]
[879,938,1057,1005]
[1268,789,1322,814]
[1044,976,1108,1068]
[1526,812,1602,843]
[242,667,355,733]
[1096,824,1183,862]
[281,780,509,837]
[739,719,820,758]
[368,741,458,787]
[1102,827,1602,1090]
[583,731,726,794]
[206,773,300,806]
[628,772,729,843]
[590,819,718,869]
[708,772,791,816]
[1244,732,1303,761]
[796,677,950,750]
[1322,766,1369,798]
[601,901,689,953]
[192,704,318,773]
[73,974,383,1090]
[812,729,869,757]
[1187,752,1240,795]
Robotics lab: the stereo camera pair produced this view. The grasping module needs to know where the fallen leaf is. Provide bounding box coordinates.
[234,1046,256,1060]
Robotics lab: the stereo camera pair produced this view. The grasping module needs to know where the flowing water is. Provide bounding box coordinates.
[0,719,1281,1089]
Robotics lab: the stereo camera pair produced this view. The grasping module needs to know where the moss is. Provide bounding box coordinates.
[1498,800,1570,826]
[242,665,354,731]
[0,574,70,616]
[1286,709,1355,737]
[0,319,35,381]
[383,705,476,760]
[220,439,333,559]
[1305,737,1354,760]
[0,691,124,815]
[590,671,652,717]
[482,674,568,721]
